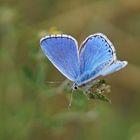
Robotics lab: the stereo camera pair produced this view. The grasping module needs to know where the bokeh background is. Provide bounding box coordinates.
[0,0,140,140]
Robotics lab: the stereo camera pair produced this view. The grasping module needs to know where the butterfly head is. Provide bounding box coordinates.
[72,83,78,90]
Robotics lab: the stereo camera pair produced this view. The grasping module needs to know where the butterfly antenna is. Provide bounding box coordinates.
[68,89,74,110]
[45,81,62,84]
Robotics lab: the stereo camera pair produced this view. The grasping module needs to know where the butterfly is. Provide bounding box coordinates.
[40,33,128,90]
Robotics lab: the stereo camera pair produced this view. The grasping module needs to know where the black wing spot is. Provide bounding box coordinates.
[89,37,94,40]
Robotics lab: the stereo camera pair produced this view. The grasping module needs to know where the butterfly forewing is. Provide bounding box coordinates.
[76,33,117,85]
[40,35,80,81]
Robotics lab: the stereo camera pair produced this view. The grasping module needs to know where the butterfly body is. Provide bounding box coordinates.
[40,33,128,90]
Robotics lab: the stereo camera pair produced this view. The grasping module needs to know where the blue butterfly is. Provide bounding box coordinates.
[40,33,128,90]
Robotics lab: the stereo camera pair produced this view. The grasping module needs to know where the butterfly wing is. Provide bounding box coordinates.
[76,33,116,85]
[40,34,80,81]
[100,60,128,76]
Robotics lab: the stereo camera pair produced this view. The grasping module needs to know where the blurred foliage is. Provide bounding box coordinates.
[0,0,140,140]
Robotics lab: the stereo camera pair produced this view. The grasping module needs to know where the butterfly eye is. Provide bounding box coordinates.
[74,86,78,90]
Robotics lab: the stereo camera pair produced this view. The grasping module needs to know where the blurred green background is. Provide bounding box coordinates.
[0,0,140,140]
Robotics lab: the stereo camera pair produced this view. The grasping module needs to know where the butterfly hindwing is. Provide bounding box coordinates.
[40,35,80,81]
[100,60,128,76]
